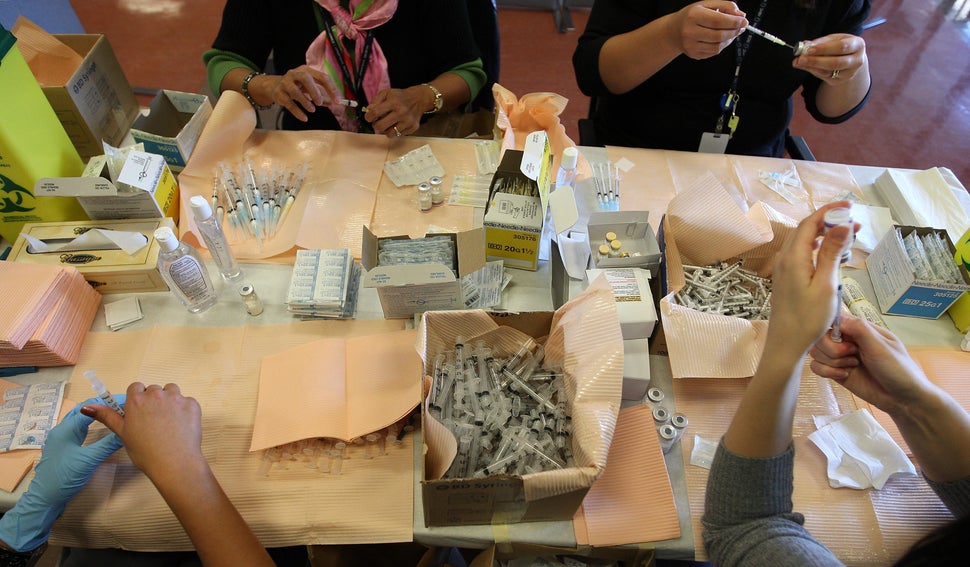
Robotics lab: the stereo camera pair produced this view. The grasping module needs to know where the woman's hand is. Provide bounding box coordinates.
[766,201,855,354]
[364,85,433,138]
[83,382,205,484]
[667,1,747,60]
[253,66,338,122]
[793,33,868,85]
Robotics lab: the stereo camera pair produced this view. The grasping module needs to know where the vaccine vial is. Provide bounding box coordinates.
[823,207,853,263]
[658,424,679,454]
[647,387,665,403]
[794,40,811,57]
[417,182,432,211]
[154,226,218,314]
[652,406,670,425]
[555,146,578,190]
[671,412,689,430]
[429,176,444,205]
[608,239,623,257]
[597,244,610,260]
[239,283,264,316]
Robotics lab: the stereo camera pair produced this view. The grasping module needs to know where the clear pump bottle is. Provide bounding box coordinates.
[555,146,579,190]
[190,195,242,282]
[154,226,219,313]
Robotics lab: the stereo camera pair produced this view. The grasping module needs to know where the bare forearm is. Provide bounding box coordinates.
[724,340,807,458]
[414,72,470,113]
[598,15,682,94]
[815,57,870,117]
[891,386,970,483]
[151,459,273,567]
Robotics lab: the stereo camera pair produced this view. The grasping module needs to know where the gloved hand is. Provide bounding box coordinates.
[0,396,125,552]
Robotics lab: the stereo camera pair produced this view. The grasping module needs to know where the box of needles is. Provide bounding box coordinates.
[483,132,552,271]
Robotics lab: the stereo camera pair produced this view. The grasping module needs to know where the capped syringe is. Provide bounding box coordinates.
[83,370,125,416]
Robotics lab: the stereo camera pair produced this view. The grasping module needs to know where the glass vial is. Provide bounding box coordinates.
[555,146,578,189]
[190,195,243,282]
[429,176,444,205]
[239,283,264,316]
[154,226,218,314]
[417,182,432,211]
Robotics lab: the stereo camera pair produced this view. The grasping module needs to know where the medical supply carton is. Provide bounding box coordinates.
[8,217,174,293]
[483,132,552,271]
[621,339,651,401]
[35,151,180,223]
[867,226,970,319]
[0,24,87,243]
[38,34,139,160]
[419,294,623,527]
[129,90,212,173]
[361,226,486,319]
[586,268,657,340]
[587,211,661,277]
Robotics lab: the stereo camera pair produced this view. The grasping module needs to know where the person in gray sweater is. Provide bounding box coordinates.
[702,202,970,566]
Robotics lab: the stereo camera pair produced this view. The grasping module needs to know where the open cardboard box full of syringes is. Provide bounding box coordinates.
[417,278,624,527]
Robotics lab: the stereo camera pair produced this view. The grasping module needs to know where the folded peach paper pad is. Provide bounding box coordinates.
[251,329,423,450]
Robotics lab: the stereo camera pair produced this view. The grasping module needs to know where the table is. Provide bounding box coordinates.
[4,134,967,563]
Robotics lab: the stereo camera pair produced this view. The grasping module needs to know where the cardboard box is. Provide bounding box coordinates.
[586,267,657,339]
[622,339,651,401]
[40,34,139,160]
[484,132,552,271]
[8,217,175,293]
[419,285,622,527]
[0,24,87,243]
[129,90,212,172]
[361,226,486,319]
[588,211,661,277]
[35,151,180,223]
[867,226,970,319]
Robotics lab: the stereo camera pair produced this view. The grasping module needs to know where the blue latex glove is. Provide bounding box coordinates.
[0,395,125,552]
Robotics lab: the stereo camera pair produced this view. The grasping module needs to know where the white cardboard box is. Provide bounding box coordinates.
[35,151,180,223]
[622,339,651,401]
[586,267,657,339]
[129,90,212,172]
[867,225,970,319]
[361,226,486,319]
[587,211,661,277]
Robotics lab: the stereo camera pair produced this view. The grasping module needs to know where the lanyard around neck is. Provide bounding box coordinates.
[716,0,770,134]
[315,4,375,108]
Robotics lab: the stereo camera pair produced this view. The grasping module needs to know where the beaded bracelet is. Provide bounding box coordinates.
[241,71,273,111]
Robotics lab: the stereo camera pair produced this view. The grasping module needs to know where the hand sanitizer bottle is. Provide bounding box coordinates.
[190,195,243,282]
[555,146,579,190]
[154,226,218,313]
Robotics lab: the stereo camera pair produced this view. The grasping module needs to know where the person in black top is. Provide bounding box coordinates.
[573,0,871,156]
[204,0,485,137]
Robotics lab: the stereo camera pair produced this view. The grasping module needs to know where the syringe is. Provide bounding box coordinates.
[745,25,812,56]
[83,370,125,416]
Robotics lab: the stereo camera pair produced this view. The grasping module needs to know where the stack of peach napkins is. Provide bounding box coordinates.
[0,262,101,367]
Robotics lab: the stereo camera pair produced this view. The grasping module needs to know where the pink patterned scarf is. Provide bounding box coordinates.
[306,0,398,131]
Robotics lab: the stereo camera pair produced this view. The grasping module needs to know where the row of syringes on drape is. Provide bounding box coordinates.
[258,420,414,476]
[209,160,310,249]
[429,336,574,479]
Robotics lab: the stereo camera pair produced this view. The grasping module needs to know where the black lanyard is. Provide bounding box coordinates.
[715,0,769,135]
[315,4,375,112]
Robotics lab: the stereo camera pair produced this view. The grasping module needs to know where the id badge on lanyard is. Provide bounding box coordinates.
[698,0,769,153]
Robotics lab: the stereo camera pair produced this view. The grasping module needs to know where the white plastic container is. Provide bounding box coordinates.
[154,226,218,313]
[190,195,242,282]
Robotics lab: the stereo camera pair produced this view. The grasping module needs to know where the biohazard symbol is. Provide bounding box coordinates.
[0,173,36,213]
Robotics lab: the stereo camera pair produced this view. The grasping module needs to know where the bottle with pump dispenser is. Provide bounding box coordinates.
[555,146,579,190]
[154,226,219,313]
[190,195,242,282]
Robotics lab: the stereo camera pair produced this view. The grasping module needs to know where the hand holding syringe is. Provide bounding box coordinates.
[83,370,125,416]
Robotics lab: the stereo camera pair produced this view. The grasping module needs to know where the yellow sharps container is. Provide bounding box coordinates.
[0,23,87,243]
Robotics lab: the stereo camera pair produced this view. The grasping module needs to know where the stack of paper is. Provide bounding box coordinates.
[0,262,101,367]
[874,167,970,245]
[285,249,361,319]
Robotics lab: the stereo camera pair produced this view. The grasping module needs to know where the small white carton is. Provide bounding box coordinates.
[586,267,657,339]
[129,90,212,172]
